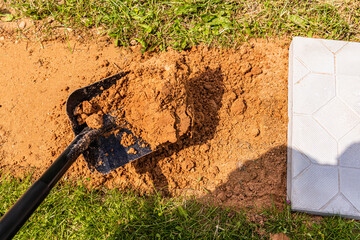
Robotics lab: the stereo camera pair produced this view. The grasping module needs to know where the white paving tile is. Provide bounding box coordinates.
[336,43,360,76]
[292,165,338,211]
[340,168,360,211]
[292,37,334,74]
[288,37,360,219]
[321,194,359,217]
[292,147,311,178]
[339,125,360,168]
[321,39,347,54]
[293,73,335,114]
[337,75,360,115]
[313,98,360,140]
[292,115,338,165]
[293,57,310,84]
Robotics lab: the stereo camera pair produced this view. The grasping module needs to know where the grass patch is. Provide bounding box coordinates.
[1,175,359,239]
[2,0,360,51]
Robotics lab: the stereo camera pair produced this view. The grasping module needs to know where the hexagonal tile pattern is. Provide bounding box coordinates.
[313,98,360,140]
[292,37,334,74]
[321,39,347,54]
[292,165,338,211]
[288,37,360,219]
[340,168,360,211]
[292,115,338,165]
[321,194,359,217]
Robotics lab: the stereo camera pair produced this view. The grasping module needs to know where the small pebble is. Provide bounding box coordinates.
[251,66,263,75]
[18,21,26,29]
[85,113,103,129]
[228,91,237,102]
[217,191,227,201]
[127,148,137,154]
[231,98,246,115]
[200,144,210,152]
[251,128,260,137]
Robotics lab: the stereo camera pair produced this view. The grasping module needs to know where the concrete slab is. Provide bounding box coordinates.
[288,37,360,219]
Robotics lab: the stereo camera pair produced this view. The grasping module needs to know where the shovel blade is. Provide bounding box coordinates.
[66,73,152,174]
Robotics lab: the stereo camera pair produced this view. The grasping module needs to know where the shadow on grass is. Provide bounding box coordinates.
[108,194,260,240]
[110,144,360,239]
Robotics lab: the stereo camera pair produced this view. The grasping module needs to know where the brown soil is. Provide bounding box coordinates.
[74,50,192,149]
[0,21,289,210]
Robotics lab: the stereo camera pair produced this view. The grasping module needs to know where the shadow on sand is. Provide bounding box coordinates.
[132,67,225,195]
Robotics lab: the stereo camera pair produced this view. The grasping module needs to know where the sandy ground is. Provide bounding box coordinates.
[0,21,289,209]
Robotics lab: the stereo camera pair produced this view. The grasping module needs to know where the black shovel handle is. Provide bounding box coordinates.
[0,127,102,240]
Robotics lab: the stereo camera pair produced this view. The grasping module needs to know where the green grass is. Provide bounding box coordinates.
[1,175,359,239]
[2,0,360,51]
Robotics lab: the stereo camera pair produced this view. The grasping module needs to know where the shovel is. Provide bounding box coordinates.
[0,72,152,239]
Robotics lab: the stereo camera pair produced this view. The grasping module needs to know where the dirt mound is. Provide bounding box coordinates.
[0,33,289,209]
[75,50,192,149]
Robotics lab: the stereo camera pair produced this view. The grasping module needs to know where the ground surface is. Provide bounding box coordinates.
[0,22,289,210]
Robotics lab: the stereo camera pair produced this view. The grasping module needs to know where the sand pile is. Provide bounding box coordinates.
[74,50,192,149]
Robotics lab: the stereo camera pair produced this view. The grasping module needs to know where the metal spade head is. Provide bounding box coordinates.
[66,72,152,174]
